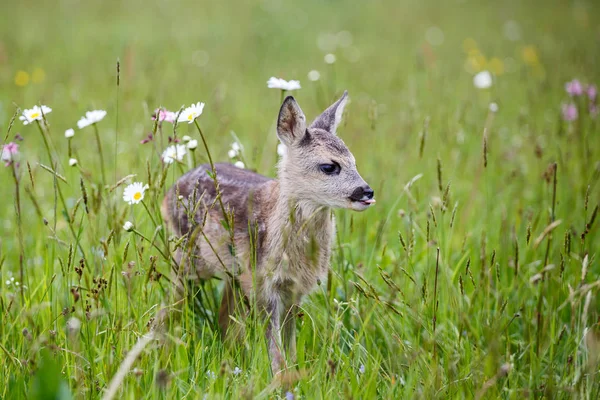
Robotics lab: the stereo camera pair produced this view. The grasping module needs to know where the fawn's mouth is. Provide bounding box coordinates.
[349,197,376,211]
[358,199,376,206]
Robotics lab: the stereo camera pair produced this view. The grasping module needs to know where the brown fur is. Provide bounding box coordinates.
[161,91,374,374]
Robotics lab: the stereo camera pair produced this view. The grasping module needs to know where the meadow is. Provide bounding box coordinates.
[1,0,599,398]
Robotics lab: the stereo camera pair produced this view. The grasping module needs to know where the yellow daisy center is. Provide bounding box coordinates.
[30,112,40,119]
[187,113,194,120]
[133,192,142,200]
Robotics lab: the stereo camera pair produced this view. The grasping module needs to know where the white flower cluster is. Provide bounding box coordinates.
[5,276,20,286]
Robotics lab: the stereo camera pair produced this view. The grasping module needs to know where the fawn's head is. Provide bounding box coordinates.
[276,91,375,211]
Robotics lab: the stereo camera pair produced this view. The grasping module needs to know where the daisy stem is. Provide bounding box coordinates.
[193,120,229,225]
[132,230,171,264]
[10,162,25,304]
[141,200,158,228]
[35,121,55,165]
[35,122,87,259]
[93,123,107,185]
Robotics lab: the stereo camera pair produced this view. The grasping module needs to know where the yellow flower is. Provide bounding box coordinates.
[465,54,487,73]
[32,68,46,83]
[522,46,539,66]
[462,38,478,53]
[15,70,29,87]
[489,58,505,75]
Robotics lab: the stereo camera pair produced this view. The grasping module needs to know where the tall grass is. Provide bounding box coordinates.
[1,0,599,398]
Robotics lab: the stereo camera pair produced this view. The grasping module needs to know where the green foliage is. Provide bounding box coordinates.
[1,0,599,399]
[29,350,72,400]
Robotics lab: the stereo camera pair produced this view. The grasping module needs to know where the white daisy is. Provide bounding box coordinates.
[473,71,492,89]
[77,110,107,129]
[267,77,301,91]
[277,143,287,156]
[234,161,245,169]
[187,139,198,150]
[308,70,321,81]
[69,158,78,167]
[177,102,205,124]
[324,54,336,64]
[65,128,75,138]
[123,182,149,205]
[19,105,52,125]
[162,144,187,164]
[123,221,134,232]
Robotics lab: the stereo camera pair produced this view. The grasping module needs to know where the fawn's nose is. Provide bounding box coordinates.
[350,185,374,201]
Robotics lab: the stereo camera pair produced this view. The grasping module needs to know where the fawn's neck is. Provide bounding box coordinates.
[267,179,333,261]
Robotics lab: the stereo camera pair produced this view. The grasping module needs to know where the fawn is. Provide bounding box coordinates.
[161,91,375,374]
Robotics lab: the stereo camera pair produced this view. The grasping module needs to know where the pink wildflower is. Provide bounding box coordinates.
[561,103,578,121]
[565,79,583,96]
[1,142,19,166]
[590,104,598,118]
[586,84,597,101]
[152,108,176,123]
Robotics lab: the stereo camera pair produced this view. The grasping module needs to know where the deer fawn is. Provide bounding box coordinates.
[161,91,375,374]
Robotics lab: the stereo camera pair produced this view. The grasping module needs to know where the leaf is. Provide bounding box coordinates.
[29,349,72,400]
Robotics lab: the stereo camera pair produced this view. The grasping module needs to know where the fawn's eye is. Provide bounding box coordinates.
[319,162,340,175]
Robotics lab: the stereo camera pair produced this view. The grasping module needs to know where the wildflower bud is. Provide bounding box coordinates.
[123,221,134,232]
[65,129,75,138]
[228,149,237,159]
[69,158,78,167]
[489,103,499,113]
[187,139,198,150]
[234,161,245,169]
[182,135,191,142]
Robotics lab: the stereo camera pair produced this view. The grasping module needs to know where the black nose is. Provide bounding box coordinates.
[349,186,374,201]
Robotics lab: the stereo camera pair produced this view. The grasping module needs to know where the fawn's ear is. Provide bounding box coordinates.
[277,96,307,146]
[310,90,348,135]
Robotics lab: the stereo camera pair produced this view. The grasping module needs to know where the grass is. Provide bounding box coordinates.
[1,0,599,398]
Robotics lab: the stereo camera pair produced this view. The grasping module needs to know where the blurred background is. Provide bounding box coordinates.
[1,1,600,397]
[1,0,599,244]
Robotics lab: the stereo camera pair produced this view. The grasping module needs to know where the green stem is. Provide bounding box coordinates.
[141,200,158,228]
[35,121,55,165]
[132,230,172,264]
[193,119,230,231]
[93,123,106,184]
[11,162,25,304]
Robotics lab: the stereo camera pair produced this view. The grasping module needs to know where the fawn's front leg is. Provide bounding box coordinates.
[282,303,297,365]
[265,297,285,374]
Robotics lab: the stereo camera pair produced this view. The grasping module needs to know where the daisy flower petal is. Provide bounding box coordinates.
[162,145,187,164]
[177,102,205,124]
[123,182,149,205]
